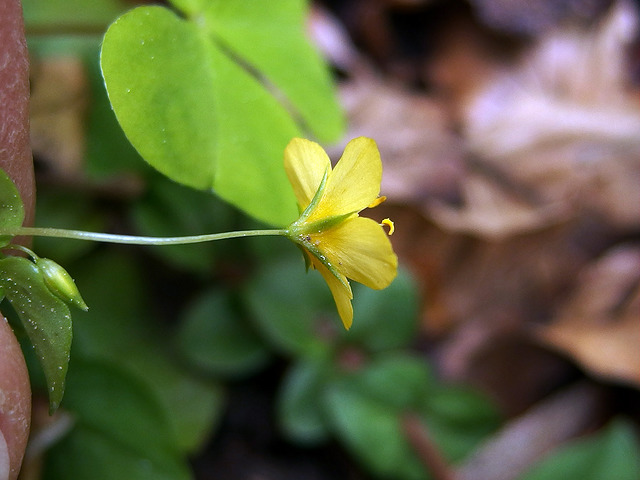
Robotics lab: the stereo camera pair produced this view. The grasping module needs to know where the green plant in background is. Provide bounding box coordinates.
[515,419,640,480]
[244,259,500,479]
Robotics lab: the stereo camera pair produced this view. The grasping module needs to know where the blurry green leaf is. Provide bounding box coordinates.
[244,255,343,357]
[23,0,131,57]
[22,0,130,29]
[45,360,191,480]
[278,358,334,445]
[516,419,640,480]
[325,354,499,479]
[421,387,500,463]
[325,358,428,480]
[131,175,235,273]
[349,268,419,352]
[33,190,104,264]
[100,5,302,226]
[70,251,224,453]
[46,427,190,480]
[0,168,25,247]
[0,256,71,411]
[177,288,270,377]
[174,0,345,142]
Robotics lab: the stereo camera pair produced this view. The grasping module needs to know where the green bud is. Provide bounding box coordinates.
[36,257,88,311]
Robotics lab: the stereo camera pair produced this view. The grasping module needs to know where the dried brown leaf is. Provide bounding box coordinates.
[432,1,640,237]
[337,75,465,202]
[536,245,640,387]
[29,57,88,175]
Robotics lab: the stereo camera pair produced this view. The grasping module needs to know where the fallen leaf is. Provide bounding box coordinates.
[431,1,640,237]
[536,245,640,387]
[29,57,88,175]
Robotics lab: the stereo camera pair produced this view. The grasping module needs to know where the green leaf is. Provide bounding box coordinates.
[325,357,429,480]
[516,419,640,480]
[277,358,334,445]
[421,386,500,463]
[131,174,235,273]
[0,256,72,411]
[0,168,25,248]
[177,288,270,377]
[244,255,344,357]
[325,354,499,479]
[70,251,224,453]
[22,0,131,29]
[100,5,304,226]
[33,189,104,265]
[85,49,149,178]
[45,360,191,480]
[46,427,190,480]
[349,268,420,352]
[175,0,345,142]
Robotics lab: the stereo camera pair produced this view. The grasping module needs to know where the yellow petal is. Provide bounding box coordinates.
[311,257,354,329]
[310,137,381,220]
[317,216,398,290]
[284,138,331,210]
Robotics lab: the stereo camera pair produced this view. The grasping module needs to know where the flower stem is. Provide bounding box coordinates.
[3,226,287,246]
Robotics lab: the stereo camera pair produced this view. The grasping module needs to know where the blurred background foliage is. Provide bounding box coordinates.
[7,0,640,479]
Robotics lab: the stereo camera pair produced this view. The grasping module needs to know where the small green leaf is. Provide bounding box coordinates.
[278,358,334,445]
[0,256,72,411]
[326,358,429,480]
[177,288,270,377]
[516,419,640,480]
[0,168,25,248]
[244,255,343,357]
[349,268,420,352]
[100,5,302,226]
[420,386,500,463]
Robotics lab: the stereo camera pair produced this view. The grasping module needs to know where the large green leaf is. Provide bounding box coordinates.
[70,251,224,453]
[177,288,270,377]
[0,256,72,411]
[0,168,25,247]
[174,0,345,142]
[101,2,342,225]
[45,360,191,480]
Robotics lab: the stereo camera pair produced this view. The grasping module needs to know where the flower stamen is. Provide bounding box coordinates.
[381,218,394,235]
[368,196,386,208]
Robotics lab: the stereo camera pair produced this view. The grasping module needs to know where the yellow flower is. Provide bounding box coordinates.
[284,137,398,329]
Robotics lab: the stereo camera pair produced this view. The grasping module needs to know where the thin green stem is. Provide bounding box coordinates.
[4,226,288,246]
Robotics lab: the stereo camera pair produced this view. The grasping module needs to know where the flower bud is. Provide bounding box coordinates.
[36,258,88,311]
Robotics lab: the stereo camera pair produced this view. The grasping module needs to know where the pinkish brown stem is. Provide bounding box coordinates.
[0,1,34,479]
